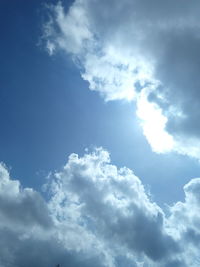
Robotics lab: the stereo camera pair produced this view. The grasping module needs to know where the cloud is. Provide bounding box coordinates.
[0,163,52,231]
[2,149,200,266]
[47,148,178,265]
[0,162,108,267]
[43,0,200,159]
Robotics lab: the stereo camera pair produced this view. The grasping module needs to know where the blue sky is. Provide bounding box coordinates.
[2,0,200,266]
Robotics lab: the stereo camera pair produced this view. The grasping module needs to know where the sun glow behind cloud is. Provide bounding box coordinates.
[41,1,173,155]
[136,89,174,153]
[42,0,200,160]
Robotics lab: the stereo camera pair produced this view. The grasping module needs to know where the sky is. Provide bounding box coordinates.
[1,0,200,266]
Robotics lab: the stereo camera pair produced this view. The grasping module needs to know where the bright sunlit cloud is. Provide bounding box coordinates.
[136,89,174,153]
[43,0,200,160]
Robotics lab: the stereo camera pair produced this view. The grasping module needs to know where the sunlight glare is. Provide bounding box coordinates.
[136,91,174,153]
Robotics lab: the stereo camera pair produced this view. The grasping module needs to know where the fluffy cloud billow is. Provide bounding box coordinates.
[1,149,200,266]
[44,0,200,159]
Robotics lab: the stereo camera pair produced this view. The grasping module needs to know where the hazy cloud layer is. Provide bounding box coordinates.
[1,149,200,266]
[44,0,200,159]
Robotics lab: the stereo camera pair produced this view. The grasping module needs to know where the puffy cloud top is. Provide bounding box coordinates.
[1,149,200,266]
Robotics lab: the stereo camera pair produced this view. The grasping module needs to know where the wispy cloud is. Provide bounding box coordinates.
[1,149,200,266]
[43,0,200,159]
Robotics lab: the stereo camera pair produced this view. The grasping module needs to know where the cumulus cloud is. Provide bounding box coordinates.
[0,162,107,267]
[2,149,200,266]
[47,148,178,265]
[43,0,200,159]
[0,163,52,231]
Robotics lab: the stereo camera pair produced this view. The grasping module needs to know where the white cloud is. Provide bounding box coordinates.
[2,149,200,266]
[0,161,111,267]
[43,0,200,159]
[0,163,52,232]
[48,148,182,266]
[136,88,174,153]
